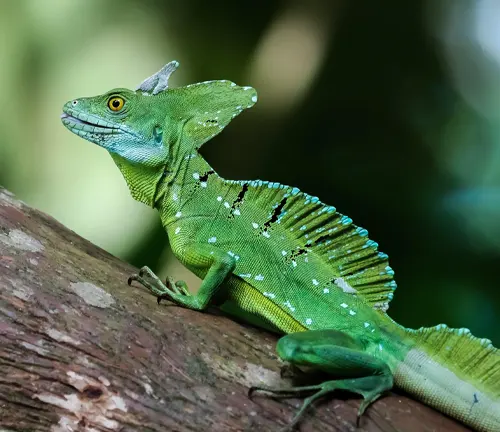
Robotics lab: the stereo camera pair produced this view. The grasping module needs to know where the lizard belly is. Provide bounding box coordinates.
[224,276,307,334]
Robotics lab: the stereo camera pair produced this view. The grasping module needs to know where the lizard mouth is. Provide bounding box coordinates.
[61,113,96,127]
[60,110,118,134]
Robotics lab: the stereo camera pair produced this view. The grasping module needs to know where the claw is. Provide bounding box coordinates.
[126,266,191,307]
[127,274,138,286]
[157,293,171,304]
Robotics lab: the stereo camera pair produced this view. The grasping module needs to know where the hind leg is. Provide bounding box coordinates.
[249,330,393,430]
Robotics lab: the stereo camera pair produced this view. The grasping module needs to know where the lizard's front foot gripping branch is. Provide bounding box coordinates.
[128,266,190,304]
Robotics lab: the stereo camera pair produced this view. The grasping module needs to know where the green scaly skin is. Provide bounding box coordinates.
[61,61,500,432]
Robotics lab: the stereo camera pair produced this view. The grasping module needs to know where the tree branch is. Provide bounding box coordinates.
[0,187,471,432]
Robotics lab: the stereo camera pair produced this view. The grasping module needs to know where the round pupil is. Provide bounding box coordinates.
[112,99,120,108]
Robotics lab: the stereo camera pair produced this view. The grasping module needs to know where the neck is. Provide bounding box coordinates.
[109,153,167,207]
[157,149,222,225]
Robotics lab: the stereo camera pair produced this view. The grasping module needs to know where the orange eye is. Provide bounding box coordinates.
[108,96,124,111]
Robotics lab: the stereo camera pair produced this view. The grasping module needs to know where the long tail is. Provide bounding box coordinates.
[393,325,500,432]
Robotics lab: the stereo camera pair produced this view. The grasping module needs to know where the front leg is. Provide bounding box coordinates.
[128,244,235,311]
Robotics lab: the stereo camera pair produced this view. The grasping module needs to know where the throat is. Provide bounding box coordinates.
[109,153,167,207]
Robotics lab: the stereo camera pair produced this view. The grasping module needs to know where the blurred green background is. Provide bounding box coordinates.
[0,0,498,345]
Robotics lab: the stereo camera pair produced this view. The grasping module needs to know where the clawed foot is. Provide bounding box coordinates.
[249,383,327,432]
[249,376,388,431]
[128,266,190,304]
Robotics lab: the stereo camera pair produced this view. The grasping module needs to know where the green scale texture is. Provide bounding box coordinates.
[62,61,500,432]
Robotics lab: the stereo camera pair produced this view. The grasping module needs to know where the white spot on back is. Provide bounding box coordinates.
[373,301,389,312]
[208,237,217,243]
[254,274,264,281]
[334,277,357,294]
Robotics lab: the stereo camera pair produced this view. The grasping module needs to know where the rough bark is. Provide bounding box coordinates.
[0,187,471,432]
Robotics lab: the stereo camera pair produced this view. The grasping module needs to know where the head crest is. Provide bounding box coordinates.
[136,60,179,95]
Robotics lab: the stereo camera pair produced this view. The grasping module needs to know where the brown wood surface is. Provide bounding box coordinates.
[0,187,472,432]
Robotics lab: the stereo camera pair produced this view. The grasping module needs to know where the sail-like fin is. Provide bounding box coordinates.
[225,179,397,311]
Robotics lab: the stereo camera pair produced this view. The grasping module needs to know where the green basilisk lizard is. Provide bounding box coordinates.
[61,61,499,432]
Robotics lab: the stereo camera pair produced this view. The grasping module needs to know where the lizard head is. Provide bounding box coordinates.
[61,87,169,167]
[61,60,257,169]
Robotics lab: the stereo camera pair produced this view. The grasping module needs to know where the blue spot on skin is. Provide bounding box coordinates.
[356,227,368,237]
[311,197,319,204]
[385,266,395,276]
[291,187,300,195]
[363,240,378,249]
[385,281,397,289]
[378,252,388,259]
[341,216,352,225]
[327,206,336,213]
[304,200,310,205]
